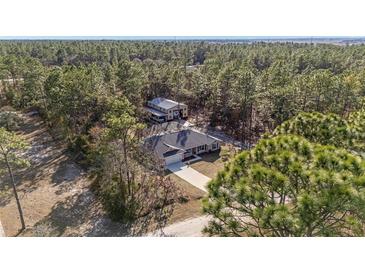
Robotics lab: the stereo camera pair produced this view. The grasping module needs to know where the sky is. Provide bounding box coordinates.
[0,0,364,37]
[1,36,365,41]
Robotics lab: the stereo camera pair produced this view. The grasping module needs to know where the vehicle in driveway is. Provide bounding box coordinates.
[144,128,222,168]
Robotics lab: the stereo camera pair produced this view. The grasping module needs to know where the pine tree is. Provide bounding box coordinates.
[203,135,365,236]
[0,128,29,233]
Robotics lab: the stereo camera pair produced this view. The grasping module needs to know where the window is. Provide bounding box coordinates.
[198,145,205,152]
[212,143,218,150]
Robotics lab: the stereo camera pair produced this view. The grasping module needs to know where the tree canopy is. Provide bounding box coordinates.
[203,135,365,236]
[273,112,354,148]
[2,40,365,147]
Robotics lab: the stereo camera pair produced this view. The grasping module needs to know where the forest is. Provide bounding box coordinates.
[1,40,365,236]
[1,40,365,142]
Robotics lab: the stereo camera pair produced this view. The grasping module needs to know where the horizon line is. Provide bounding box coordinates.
[1,36,365,41]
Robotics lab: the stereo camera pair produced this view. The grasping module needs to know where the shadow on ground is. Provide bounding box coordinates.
[2,111,173,237]
[27,188,171,237]
[0,112,68,207]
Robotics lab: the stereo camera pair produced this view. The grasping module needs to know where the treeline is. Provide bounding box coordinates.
[2,41,365,148]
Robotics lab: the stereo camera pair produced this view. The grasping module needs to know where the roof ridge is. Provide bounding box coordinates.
[162,142,184,151]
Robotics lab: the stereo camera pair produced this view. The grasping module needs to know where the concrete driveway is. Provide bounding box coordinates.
[167,162,211,192]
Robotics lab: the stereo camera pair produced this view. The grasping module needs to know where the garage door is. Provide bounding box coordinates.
[165,153,183,166]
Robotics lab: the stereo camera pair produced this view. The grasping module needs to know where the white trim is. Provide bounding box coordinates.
[184,149,192,158]
[211,142,219,151]
[197,144,206,153]
[183,154,202,165]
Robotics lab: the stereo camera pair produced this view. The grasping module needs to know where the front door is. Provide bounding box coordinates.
[192,147,196,154]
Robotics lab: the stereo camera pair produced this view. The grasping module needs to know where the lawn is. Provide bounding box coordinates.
[165,145,235,225]
[166,173,205,224]
[168,199,204,225]
[166,173,205,200]
[189,148,229,179]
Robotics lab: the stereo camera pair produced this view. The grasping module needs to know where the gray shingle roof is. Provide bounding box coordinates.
[163,148,185,157]
[149,97,186,110]
[144,129,219,158]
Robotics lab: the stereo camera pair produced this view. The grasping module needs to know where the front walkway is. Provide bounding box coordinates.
[167,162,211,192]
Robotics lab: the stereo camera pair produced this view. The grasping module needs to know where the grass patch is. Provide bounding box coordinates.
[168,199,203,224]
[167,173,205,200]
[189,151,224,178]
[189,145,235,178]
[165,145,236,225]
[167,173,205,224]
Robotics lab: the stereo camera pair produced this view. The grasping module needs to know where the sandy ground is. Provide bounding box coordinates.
[0,112,163,236]
[0,111,210,237]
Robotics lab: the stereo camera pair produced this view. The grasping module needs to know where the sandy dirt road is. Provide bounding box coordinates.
[148,216,210,237]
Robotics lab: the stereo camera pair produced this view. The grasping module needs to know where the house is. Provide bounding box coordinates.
[144,129,221,166]
[144,97,188,123]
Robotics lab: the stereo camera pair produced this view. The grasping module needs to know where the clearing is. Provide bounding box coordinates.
[0,111,125,236]
[0,111,230,237]
[0,111,201,236]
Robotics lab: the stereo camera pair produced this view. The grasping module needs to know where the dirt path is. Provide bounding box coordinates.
[0,111,150,236]
[148,216,210,237]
